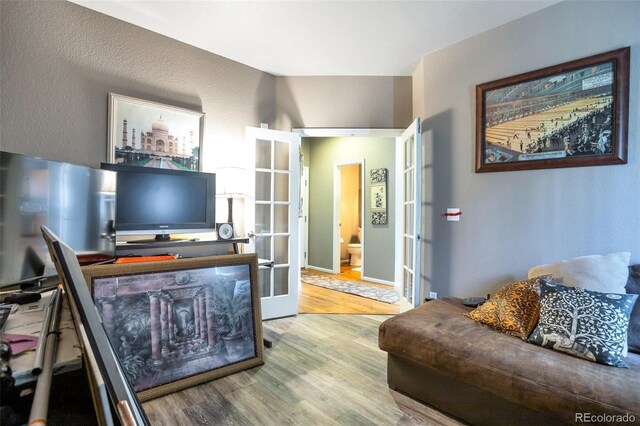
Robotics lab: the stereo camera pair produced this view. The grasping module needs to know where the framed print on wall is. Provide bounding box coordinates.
[475,47,629,172]
[81,254,263,402]
[108,93,205,171]
[370,168,388,225]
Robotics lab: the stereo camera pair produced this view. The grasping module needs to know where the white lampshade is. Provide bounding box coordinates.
[216,166,248,198]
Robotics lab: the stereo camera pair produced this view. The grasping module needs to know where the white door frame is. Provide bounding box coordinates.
[333,159,365,275]
[299,166,309,271]
[293,128,404,289]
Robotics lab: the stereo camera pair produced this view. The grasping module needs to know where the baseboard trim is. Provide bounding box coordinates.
[305,265,334,274]
[362,276,395,287]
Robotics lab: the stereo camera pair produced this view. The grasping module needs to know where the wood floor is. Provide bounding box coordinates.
[142,314,461,425]
[299,267,401,315]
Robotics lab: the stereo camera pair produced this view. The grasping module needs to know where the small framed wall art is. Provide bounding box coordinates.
[108,93,205,171]
[476,47,629,172]
[370,168,388,225]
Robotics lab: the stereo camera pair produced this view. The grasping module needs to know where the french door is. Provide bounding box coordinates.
[245,127,300,320]
[397,118,422,310]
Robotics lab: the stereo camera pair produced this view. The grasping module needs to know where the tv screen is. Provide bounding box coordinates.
[0,151,116,288]
[100,164,215,242]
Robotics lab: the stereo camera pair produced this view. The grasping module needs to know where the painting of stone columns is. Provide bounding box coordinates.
[82,254,263,401]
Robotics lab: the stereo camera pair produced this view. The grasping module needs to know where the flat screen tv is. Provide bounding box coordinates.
[100,164,215,242]
[0,151,116,288]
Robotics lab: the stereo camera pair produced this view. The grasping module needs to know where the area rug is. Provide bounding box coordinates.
[301,271,399,304]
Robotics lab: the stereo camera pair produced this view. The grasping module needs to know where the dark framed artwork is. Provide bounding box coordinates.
[81,254,263,401]
[370,168,388,225]
[108,93,204,171]
[476,47,629,172]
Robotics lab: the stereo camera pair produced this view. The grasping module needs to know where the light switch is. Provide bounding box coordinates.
[447,208,461,222]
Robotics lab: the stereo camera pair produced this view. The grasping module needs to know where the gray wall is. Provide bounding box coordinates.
[414,1,640,298]
[306,137,396,282]
[275,76,412,130]
[0,0,275,171]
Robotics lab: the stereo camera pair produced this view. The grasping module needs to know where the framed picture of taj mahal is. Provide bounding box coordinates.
[81,254,264,401]
[108,93,205,171]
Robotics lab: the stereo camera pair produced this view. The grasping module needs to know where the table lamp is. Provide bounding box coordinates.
[215,167,248,235]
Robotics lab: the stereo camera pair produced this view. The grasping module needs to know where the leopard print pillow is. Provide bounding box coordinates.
[466,275,552,340]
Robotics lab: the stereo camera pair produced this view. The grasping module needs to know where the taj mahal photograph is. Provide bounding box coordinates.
[108,93,204,171]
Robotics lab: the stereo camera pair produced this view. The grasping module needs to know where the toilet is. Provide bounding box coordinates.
[347,227,362,267]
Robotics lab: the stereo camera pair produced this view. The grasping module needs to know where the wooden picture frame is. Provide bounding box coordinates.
[475,47,629,172]
[108,93,205,171]
[81,254,263,401]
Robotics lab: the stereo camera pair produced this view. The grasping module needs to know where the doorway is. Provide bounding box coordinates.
[337,161,363,279]
[294,123,422,314]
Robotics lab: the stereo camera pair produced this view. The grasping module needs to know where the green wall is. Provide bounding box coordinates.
[306,137,396,283]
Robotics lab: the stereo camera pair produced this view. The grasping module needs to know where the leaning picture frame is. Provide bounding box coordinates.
[108,93,205,171]
[81,254,264,401]
[475,47,629,172]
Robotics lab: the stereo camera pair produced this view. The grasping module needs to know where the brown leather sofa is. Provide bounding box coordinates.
[378,297,640,425]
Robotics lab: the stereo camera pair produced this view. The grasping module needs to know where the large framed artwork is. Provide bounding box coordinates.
[81,254,263,401]
[476,47,629,172]
[108,93,204,171]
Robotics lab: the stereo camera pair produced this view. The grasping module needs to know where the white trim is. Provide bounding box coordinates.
[362,276,395,287]
[305,265,335,274]
[293,128,403,138]
[394,136,402,291]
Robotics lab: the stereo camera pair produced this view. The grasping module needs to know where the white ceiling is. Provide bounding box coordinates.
[71,0,559,76]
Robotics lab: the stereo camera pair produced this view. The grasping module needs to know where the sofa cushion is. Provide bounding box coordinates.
[528,280,638,367]
[466,275,551,340]
[378,298,640,422]
[626,264,640,354]
[528,252,630,294]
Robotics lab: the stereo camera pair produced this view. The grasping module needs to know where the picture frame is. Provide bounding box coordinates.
[41,225,150,425]
[81,254,264,401]
[370,168,388,225]
[108,93,205,171]
[475,47,629,173]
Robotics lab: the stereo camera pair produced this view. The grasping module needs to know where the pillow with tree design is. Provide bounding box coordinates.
[528,280,638,367]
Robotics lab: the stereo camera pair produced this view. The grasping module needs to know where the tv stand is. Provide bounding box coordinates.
[124,234,187,244]
[116,237,249,258]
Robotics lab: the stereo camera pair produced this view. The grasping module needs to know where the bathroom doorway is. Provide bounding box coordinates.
[337,161,364,279]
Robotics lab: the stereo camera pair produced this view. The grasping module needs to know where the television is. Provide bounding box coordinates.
[0,151,116,288]
[100,163,215,242]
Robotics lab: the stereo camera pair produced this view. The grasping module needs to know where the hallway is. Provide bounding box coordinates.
[298,266,400,315]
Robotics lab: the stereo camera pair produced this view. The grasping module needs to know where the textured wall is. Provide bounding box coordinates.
[275,76,412,130]
[306,137,396,283]
[0,0,275,172]
[414,1,640,298]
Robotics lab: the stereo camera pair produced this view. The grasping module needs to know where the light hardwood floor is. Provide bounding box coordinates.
[299,267,401,315]
[143,314,461,425]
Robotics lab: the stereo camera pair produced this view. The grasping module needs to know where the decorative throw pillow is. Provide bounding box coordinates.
[528,280,638,367]
[528,252,630,294]
[466,275,552,340]
[626,264,640,354]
